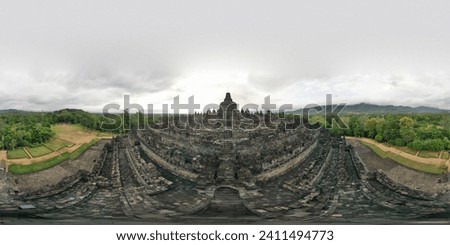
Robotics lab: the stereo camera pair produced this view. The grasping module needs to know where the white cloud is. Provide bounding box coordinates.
[0,1,450,111]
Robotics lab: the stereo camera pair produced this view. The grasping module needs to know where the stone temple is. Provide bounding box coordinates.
[217,92,238,127]
[0,92,449,224]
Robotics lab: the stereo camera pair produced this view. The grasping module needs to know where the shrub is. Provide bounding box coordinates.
[391,138,405,146]
[408,139,446,151]
[408,140,423,150]
[374,134,383,142]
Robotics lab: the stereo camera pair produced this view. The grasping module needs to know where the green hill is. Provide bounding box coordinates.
[292,103,449,115]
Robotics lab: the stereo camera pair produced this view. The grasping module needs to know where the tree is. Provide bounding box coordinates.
[408,140,423,150]
[382,116,400,142]
[123,109,130,130]
[138,112,145,129]
[329,122,345,136]
[376,118,385,140]
[399,116,416,144]
[8,137,18,150]
[365,118,380,138]
[348,116,364,137]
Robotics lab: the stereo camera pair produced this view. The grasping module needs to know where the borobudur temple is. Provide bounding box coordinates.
[0,93,449,224]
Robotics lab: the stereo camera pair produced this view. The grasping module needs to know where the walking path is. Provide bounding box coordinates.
[23,148,33,158]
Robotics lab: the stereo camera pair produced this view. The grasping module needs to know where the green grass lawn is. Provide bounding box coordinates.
[26,145,53,157]
[9,139,100,174]
[45,138,73,151]
[418,150,440,158]
[441,151,449,160]
[69,139,99,159]
[361,141,447,175]
[97,131,115,138]
[7,148,29,159]
[9,153,69,174]
[51,123,86,134]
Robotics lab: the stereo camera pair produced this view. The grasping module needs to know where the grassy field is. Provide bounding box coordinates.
[7,148,29,159]
[52,123,85,134]
[9,139,100,174]
[26,145,53,157]
[6,123,105,174]
[441,151,449,160]
[393,146,418,155]
[9,153,70,174]
[70,139,99,159]
[361,141,447,175]
[97,132,115,138]
[418,150,441,158]
[44,138,73,151]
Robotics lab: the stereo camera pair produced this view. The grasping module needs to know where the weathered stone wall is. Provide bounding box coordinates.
[374,170,437,200]
[138,138,199,181]
[135,121,322,179]
[256,139,319,181]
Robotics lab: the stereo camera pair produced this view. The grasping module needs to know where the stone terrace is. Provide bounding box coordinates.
[0,93,448,224]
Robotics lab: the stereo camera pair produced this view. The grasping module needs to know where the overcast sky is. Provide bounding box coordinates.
[1,0,449,112]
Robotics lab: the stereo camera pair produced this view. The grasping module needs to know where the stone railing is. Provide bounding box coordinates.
[138,139,198,182]
[256,139,318,181]
[347,145,369,180]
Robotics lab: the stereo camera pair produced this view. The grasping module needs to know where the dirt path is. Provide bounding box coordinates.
[0,151,6,161]
[23,148,33,158]
[346,137,448,170]
[5,141,98,166]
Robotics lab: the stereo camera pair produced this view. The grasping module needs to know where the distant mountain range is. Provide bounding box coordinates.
[292,103,450,115]
[0,109,82,114]
[0,109,28,114]
[1,103,449,115]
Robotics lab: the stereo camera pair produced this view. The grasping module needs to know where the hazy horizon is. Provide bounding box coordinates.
[1,1,450,111]
[2,100,449,114]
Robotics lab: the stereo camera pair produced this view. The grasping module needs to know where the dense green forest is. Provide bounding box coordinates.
[0,109,149,150]
[326,113,450,151]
